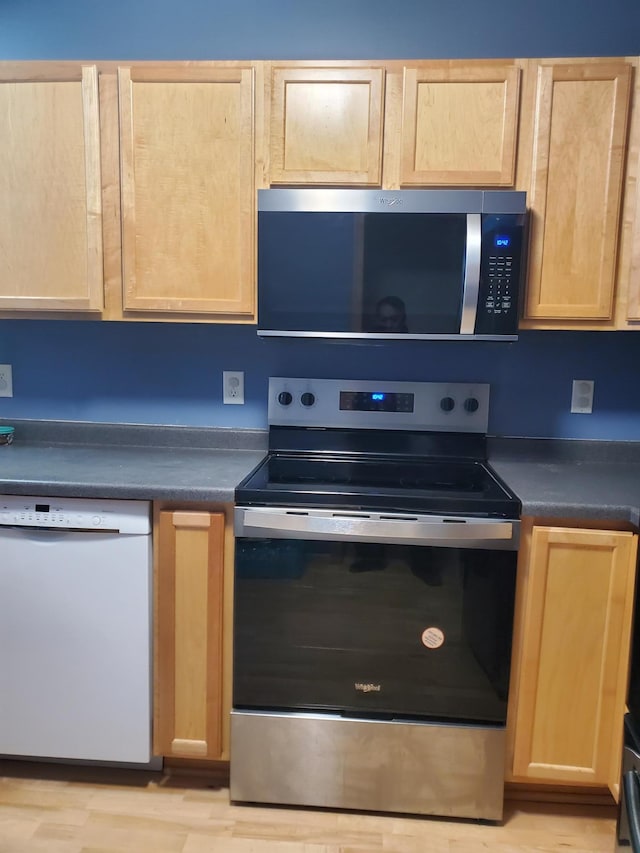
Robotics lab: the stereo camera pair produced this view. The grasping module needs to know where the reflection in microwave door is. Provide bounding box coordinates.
[367,295,409,333]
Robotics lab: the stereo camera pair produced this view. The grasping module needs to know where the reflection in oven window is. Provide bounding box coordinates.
[350,542,387,573]
[462,550,516,702]
[234,538,516,725]
[351,543,445,585]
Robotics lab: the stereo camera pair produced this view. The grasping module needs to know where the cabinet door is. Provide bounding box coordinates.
[155,510,225,760]
[119,67,255,316]
[628,174,640,321]
[524,62,632,321]
[400,64,520,186]
[269,66,384,185]
[510,525,637,790]
[625,64,640,323]
[0,65,103,311]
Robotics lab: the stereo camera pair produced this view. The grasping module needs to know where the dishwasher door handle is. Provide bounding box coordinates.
[0,527,121,543]
[235,508,519,549]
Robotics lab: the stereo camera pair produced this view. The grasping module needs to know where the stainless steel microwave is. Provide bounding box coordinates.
[257,189,528,342]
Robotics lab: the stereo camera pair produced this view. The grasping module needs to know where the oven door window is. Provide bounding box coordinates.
[233,538,516,725]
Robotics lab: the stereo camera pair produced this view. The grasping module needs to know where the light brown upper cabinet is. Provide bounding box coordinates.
[269,66,385,185]
[628,169,640,321]
[507,522,638,793]
[267,61,522,189]
[0,64,103,311]
[522,60,633,323]
[399,63,521,186]
[118,66,256,316]
[623,62,640,324]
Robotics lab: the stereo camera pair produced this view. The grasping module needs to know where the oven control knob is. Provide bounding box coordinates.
[277,391,293,406]
[440,396,455,412]
[464,397,480,413]
[300,392,315,407]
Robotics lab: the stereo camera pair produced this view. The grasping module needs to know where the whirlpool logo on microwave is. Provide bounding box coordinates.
[377,196,403,206]
[355,682,381,693]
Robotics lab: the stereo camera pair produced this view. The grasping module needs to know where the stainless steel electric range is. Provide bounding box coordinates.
[231,378,520,821]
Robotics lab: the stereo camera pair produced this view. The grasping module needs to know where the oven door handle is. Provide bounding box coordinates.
[235,508,519,549]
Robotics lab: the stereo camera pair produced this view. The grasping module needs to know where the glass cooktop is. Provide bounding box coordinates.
[236,453,520,519]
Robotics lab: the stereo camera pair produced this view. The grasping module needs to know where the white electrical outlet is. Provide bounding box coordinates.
[571,379,594,414]
[0,364,13,398]
[223,371,244,405]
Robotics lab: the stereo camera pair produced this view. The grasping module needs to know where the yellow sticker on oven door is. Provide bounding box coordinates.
[421,627,445,649]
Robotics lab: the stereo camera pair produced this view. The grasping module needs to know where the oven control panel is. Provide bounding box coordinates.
[268,378,490,432]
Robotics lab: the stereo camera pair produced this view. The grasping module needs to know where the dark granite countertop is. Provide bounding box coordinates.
[0,419,268,503]
[489,437,640,528]
[1,420,639,528]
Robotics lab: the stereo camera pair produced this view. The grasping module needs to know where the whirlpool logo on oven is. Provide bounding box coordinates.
[355,682,381,693]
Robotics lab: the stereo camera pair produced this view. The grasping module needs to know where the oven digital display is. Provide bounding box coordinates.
[339,391,414,413]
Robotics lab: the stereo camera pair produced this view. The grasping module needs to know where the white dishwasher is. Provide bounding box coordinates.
[0,494,153,764]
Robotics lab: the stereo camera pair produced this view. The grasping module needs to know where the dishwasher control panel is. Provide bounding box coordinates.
[0,495,151,534]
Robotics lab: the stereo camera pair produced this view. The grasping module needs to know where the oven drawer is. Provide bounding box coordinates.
[233,534,517,724]
[231,709,506,820]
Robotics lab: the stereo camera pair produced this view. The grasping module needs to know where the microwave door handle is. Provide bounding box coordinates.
[460,213,481,335]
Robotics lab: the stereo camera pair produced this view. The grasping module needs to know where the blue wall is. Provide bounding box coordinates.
[1,0,639,439]
[1,320,639,440]
[0,0,638,60]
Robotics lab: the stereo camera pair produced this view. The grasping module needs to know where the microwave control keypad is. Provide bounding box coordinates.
[485,255,514,315]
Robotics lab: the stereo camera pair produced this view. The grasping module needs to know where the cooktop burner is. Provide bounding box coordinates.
[236,378,520,520]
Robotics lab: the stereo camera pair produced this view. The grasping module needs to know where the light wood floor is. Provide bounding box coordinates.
[0,761,617,853]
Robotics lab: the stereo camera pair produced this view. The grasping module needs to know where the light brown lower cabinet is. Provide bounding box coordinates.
[506,520,638,795]
[154,508,227,760]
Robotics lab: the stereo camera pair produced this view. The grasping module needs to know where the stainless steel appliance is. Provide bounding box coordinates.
[257,189,527,341]
[616,716,640,851]
[231,378,520,821]
[616,571,640,851]
[0,495,153,764]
